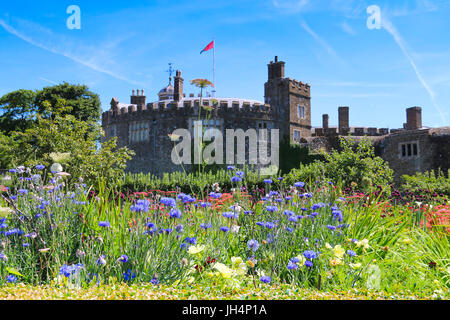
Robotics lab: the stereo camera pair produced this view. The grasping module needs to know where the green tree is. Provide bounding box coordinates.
[6,114,134,188]
[0,89,37,134]
[35,82,101,121]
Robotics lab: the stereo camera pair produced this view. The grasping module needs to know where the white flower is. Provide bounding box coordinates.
[356,239,370,249]
[50,163,63,173]
[188,245,205,255]
[214,263,233,279]
[231,225,240,233]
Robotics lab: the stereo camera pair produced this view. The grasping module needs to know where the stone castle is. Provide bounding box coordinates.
[102,56,449,180]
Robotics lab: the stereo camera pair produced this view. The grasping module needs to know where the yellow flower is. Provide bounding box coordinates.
[349,263,362,269]
[214,263,233,279]
[329,258,344,266]
[356,239,370,249]
[294,254,306,266]
[332,245,345,259]
[325,243,332,249]
[402,238,412,245]
[246,260,255,268]
[231,257,247,276]
[188,245,205,255]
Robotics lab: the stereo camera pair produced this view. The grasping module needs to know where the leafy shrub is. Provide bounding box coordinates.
[401,170,450,196]
[322,137,393,192]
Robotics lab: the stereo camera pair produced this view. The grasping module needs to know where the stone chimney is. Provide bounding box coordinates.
[131,89,146,106]
[268,56,285,80]
[322,114,329,129]
[406,107,422,130]
[110,98,119,112]
[174,70,184,102]
[338,106,349,134]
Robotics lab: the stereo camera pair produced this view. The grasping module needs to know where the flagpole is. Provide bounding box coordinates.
[212,38,216,97]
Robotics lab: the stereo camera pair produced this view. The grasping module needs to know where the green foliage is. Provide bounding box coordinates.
[322,137,393,191]
[0,89,37,134]
[35,83,101,122]
[0,83,101,135]
[279,142,324,175]
[3,114,134,188]
[401,170,450,196]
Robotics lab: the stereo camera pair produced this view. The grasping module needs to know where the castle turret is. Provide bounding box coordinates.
[264,56,311,143]
[174,70,184,102]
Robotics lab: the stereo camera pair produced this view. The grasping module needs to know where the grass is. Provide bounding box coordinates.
[0,283,446,300]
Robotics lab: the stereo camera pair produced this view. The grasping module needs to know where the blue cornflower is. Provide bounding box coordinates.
[200,222,212,229]
[285,227,293,233]
[231,176,242,183]
[96,255,106,266]
[118,255,128,263]
[283,210,294,216]
[160,197,176,207]
[35,165,45,170]
[287,261,299,270]
[176,224,184,232]
[222,212,239,219]
[327,225,336,231]
[244,210,253,215]
[278,177,284,181]
[264,179,273,184]
[227,165,235,170]
[18,189,28,195]
[146,223,156,230]
[347,250,356,257]
[288,216,298,223]
[209,192,222,199]
[305,261,314,267]
[200,202,211,208]
[247,239,259,252]
[303,250,318,260]
[0,253,8,261]
[22,243,30,248]
[311,212,319,217]
[332,210,343,222]
[5,229,20,237]
[265,222,275,229]
[260,276,271,283]
[266,205,278,212]
[220,226,229,232]
[98,221,110,228]
[150,277,159,285]
[294,182,305,188]
[169,209,182,219]
[236,171,244,178]
[256,221,264,227]
[184,237,197,245]
[6,275,17,283]
[123,269,136,282]
[8,169,17,173]
[165,228,173,234]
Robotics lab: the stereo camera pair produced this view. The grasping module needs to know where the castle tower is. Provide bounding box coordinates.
[131,89,146,106]
[264,56,311,143]
[174,70,184,102]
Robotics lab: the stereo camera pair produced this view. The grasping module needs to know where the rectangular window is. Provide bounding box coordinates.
[129,121,150,143]
[298,106,305,119]
[293,130,301,142]
[400,142,419,158]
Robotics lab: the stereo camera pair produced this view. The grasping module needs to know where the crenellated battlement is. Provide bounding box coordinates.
[102,97,272,125]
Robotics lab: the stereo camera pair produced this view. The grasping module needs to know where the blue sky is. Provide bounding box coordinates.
[0,0,449,128]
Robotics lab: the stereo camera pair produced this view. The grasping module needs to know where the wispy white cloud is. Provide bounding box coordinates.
[273,0,309,13]
[39,77,58,85]
[381,14,447,124]
[300,20,347,66]
[0,18,144,87]
[340,21,357,35]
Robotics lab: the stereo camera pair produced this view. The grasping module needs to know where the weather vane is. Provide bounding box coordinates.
[166,63,174,84]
